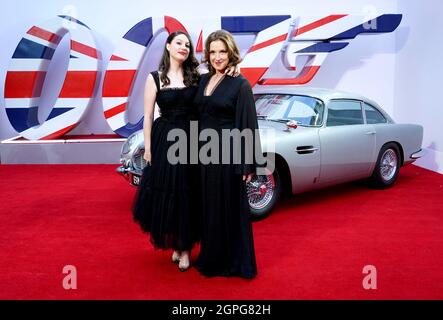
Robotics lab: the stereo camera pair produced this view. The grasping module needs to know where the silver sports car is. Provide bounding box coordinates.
[117,87,424,219]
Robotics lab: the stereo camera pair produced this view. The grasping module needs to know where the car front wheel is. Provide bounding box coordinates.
[246,167,281,220]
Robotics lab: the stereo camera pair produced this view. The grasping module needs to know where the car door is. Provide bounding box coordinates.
[318,99,376,184]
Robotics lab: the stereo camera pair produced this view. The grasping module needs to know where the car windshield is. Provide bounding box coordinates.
[254,94,324,126]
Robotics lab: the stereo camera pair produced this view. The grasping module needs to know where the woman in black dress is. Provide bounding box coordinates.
[194,30,261,278]
[133,31,200,271]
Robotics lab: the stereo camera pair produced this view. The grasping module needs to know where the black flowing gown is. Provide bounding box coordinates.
[194,74,260,278]
[133,71,200,251]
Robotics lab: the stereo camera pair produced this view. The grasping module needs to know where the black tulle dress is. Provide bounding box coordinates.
[193,74,260,279]
[133,71,200,251]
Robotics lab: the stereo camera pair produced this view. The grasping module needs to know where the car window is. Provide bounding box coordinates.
[254,94,324,126]
[364,103,387,124]
[326,100,364,127]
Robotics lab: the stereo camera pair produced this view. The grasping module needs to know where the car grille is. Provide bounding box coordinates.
[133,151,147,170]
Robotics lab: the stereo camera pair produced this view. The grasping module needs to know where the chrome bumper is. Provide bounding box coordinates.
[410,149,425,160]
[116,165,142,186]
[116,165,130,175]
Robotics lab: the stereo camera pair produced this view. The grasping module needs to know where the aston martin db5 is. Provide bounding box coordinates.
[117,87,424,219]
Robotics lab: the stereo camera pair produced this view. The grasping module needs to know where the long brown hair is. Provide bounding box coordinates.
[158,31,200,87]
[203,29,242,75]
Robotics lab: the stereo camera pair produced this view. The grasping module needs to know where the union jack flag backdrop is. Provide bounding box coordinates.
[3,13,401,140]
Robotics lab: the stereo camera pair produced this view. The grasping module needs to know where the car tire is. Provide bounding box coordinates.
[369,142,401,189]
[247,166,281,220]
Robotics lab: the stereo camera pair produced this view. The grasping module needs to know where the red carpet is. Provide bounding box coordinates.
[0,164,442,299]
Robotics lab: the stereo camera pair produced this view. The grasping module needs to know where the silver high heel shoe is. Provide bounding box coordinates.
[172,251,180,264]
[178,251,190,272]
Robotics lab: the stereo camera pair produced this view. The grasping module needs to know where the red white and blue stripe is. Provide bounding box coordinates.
[102,16,188,138]
[238,14,402,86]
[3,14,402,140]
[221,15,291,87]
[4,15,99,140]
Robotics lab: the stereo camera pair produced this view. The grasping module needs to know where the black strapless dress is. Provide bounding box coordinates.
[133,71,200,251]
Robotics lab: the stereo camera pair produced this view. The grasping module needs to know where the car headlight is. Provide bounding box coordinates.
[122,133,138,154]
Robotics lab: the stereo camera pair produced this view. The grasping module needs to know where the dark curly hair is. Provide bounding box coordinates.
[158,31,200,87]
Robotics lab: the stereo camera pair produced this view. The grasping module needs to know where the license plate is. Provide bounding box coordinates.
[132,175,141,186]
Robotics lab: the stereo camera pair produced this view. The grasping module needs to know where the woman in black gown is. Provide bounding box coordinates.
[194,30,261,278]
[133,31,200,272]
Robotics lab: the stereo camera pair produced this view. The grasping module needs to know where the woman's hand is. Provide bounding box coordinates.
[243,173,254,183]
[144,149,152,164]
[225,65,240,77]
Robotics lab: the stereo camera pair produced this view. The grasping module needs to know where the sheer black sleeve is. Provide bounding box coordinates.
[234,79,263,175]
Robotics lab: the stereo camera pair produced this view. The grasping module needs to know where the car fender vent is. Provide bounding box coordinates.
[296,145,319,154]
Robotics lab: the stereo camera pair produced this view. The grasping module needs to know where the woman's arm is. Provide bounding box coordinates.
[143,74,157,163]
[235,78,262,182]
